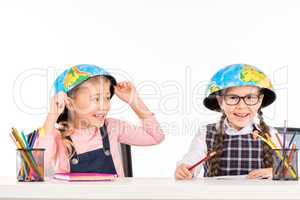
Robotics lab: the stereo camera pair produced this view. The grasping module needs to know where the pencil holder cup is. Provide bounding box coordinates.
[16,148,45,182]
[272,148,298,180]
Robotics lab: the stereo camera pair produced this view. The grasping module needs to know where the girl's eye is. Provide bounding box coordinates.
[91,96,110,102]
[228,95,239,100]
[91,97,99,102]
[246,94,258,100]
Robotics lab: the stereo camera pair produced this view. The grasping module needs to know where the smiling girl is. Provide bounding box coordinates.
[35,64,164,177]
[175,64,280,179]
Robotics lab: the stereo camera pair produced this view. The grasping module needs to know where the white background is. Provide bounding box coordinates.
[0,0,299,177]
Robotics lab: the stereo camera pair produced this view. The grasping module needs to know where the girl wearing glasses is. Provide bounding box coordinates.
[175,64,279,179]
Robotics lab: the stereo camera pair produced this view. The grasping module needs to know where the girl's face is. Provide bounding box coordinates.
[217,86,264,130]
[68,76,111,128]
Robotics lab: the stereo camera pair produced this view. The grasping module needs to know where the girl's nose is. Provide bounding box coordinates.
[236,98,248,108]
[98,100,110,111]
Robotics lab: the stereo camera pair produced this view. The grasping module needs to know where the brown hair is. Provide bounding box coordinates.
[206,112,226,177]
[258,110,273,168]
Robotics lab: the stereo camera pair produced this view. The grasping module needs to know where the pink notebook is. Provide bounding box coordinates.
[53,173,117,181]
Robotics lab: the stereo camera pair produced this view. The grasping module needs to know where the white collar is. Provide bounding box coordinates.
[222,118,261,136]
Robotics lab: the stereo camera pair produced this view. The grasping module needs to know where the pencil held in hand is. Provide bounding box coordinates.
[188,151,218,171]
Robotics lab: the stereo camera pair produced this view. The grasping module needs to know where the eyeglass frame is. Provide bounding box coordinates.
[219,93,264,106]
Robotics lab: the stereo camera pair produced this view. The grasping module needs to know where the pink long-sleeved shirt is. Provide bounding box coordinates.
[35,115,165,177]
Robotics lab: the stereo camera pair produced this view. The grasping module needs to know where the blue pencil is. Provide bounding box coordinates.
[288,132,297,149]
[21,131,29,148]
[27,133,32,147]
[30,131,38,148]
[281,120,288,178]
[30,130,38,148]
[28,131,35,148]
[283,120,287,149]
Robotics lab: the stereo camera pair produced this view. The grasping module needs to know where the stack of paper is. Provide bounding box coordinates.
[53,173,117,181]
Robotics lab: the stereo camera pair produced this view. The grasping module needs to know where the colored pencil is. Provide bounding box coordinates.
[10,128,42,177]
[275,133,283,148]
[283,120,287,149]
[188,151,218,171]
[288,132,297,149]
[251,131,296,178]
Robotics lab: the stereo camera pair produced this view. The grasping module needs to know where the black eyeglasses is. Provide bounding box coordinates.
[222,94,263,106]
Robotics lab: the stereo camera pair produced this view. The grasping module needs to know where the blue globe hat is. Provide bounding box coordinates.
[54,64,117,97]
[203,64,276,111]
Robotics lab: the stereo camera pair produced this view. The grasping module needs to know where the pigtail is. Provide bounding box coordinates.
[207,112,226,176]
[57,105,76,159]
[258,110,273,168]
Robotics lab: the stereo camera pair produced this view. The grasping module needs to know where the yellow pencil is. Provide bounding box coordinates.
[252,132,297,178]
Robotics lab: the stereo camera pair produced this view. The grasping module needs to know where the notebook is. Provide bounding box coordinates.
[206,175,269,180]
[53,172,117,181]
[206,175,248,180]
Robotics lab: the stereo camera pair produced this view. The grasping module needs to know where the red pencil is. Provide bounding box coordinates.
[188,151,218,171]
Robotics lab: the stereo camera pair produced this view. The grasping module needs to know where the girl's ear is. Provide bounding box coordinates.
[216,95,224,110]
[259,94,264,104]
[65,97,75,111]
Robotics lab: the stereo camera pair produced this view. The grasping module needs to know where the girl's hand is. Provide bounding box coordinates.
[49,92,68,118]
[247,168,272,179]
[114,81,153,119]
[43,92,69,136]
[175,164,194,180]
[114,81,138,105]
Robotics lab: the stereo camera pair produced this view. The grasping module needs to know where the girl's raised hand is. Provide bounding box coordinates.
[175,164,194,180]
[49,92,69,118]
[43,92,69,135]
[114,81,138,105]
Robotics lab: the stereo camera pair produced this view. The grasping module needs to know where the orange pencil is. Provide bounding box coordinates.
[287,144,296,163]
[284,144,296,176]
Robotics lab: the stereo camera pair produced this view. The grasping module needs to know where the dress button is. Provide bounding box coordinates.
[104,150,111,156]
[71,158,79,165]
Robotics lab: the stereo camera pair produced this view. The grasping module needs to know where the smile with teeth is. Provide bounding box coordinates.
[234,113,250,118]
[94,113,105,118]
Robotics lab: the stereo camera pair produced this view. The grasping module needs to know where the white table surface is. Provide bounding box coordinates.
[0,176,300,200]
